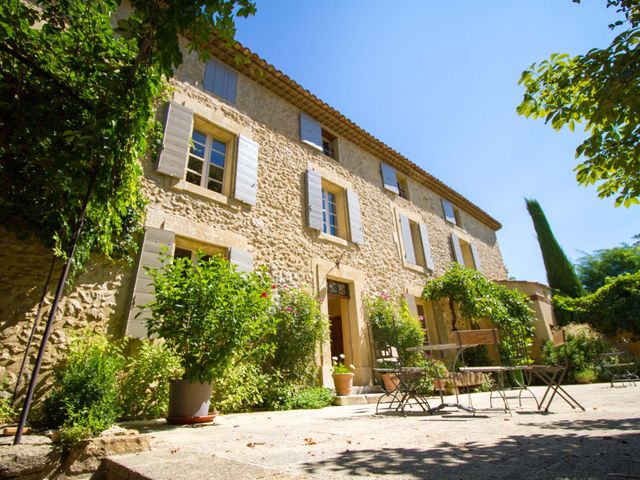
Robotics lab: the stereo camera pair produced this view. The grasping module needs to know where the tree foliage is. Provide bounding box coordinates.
[517,0,640,206]
[575,243,640,292]
[0,0,255,273]
[554,271,640,336]
[422,263,535,362]
[526,198,585,298]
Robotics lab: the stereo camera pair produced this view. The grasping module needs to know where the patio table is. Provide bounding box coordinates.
[407,343,476,414]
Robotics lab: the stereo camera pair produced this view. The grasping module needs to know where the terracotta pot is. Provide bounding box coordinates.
[332,372,355,396]
[433,378,447,391]
[167,379,213,423]
[382,372,400,392]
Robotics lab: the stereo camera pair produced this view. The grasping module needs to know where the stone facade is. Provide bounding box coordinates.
[0,40,508,392]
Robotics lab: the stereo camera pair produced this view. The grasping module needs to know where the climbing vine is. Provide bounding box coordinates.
[422,264,535,362]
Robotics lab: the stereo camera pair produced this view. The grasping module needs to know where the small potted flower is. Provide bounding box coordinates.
[423,352,448,392]
[332,354,355,396]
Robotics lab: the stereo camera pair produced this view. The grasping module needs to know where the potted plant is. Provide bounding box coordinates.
[332,354,355,396]
[423,353,448,392]
[146,253,273,423]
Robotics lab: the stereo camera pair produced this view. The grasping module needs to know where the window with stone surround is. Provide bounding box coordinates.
[300,113,340,161]
[399,214,435,271]
[321,180,347,239]
[441,199,463,228]
[186,121,235,196]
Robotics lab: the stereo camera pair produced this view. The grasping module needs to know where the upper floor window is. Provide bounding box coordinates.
[187,129,230,194]
[306,169,364,245]
[450,232,482,272]
[203,58,238,104]
[322,188,339,236]
[156,102,260,206]
[381,162,410,200]
[300,113,340,161]
[399,214,434,271]
[441,199,463,227]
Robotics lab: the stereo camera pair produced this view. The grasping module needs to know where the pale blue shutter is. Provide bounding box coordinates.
[399,215,416,264]
[234,135,259,206]
[346,189,364,245]
[451,232,464,264]
[418,223,435,271]
[441,199,457,225]
[157,102,193,178]
[203,58,238,104]
[300,113,322,150]
[306,170,323,230]
[229,248,254,273]
[126,228,175,338]
[381,162,399,194]
[470,243,482,271]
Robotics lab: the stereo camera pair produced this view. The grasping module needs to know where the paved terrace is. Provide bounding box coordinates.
[110,383,639,479]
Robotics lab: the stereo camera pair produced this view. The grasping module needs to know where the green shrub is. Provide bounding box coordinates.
[147,254,276,384]
[542,323,610,382]
[119,339,182,419]
[267,287,328,386]
[288,387,333,409]
[0,396,14,424]
[211,361,270,413]
[574,368,598,384]
[365,292,424,366]
[43,333,123,443]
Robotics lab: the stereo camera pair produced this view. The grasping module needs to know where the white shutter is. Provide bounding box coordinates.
[157,102,193,178]
[203,58,238,104]
[404,293,418,314]
[470,243,482,272]
[229,247,254,273]
[399,215,416,265]
[234,135,259,206]
[346,189,364,245]
[300,113,322,150]
[306,169,323,230]
[381,163,399,194]
[450,232,464,264]
[441,199,457,225]
[126,228,175,338]
[418,223,435,271]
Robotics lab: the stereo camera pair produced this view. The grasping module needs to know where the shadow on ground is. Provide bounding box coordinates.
[302,418,640,479]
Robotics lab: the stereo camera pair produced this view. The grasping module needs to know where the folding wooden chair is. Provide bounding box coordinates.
[455,328,511,414]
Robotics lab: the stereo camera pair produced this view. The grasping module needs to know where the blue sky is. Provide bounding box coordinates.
[234,1,640,284]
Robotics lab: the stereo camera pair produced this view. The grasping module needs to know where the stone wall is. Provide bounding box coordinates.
[0,41,508,391]
[0,227,133,399]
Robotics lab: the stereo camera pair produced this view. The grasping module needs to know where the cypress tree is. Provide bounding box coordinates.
[525,198,584,298]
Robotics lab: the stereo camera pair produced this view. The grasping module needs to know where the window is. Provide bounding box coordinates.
[442,199,463,227]
[203,58,238,104]
[399,214,434,271]
[174,238,228,263]
[322,189,339,236]
[450,232,482,271]
[300,113,340,161]
[381,162,409,199]
[185,120,235,196]
[320,180,348,239]
[306,169,364,244]
[397,174,409,200]
[321,128,338,160]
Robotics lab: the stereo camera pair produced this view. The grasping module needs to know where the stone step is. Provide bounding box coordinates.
[96,449,312,480]
[332,393,385,406]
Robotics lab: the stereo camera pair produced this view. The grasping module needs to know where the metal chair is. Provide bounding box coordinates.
[373,345,431,415]
[455,328,511,413]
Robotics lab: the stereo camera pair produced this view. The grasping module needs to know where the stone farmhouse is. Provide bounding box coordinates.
[0,38,555,391]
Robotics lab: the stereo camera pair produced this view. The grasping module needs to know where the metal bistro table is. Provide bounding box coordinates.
[408,343,476,414]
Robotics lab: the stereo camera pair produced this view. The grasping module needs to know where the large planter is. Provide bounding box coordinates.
[167,379,215,424]
[332,372,355,396]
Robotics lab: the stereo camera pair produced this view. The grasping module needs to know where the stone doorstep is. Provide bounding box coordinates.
[333,393,385,406]
[64,434,152,476]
